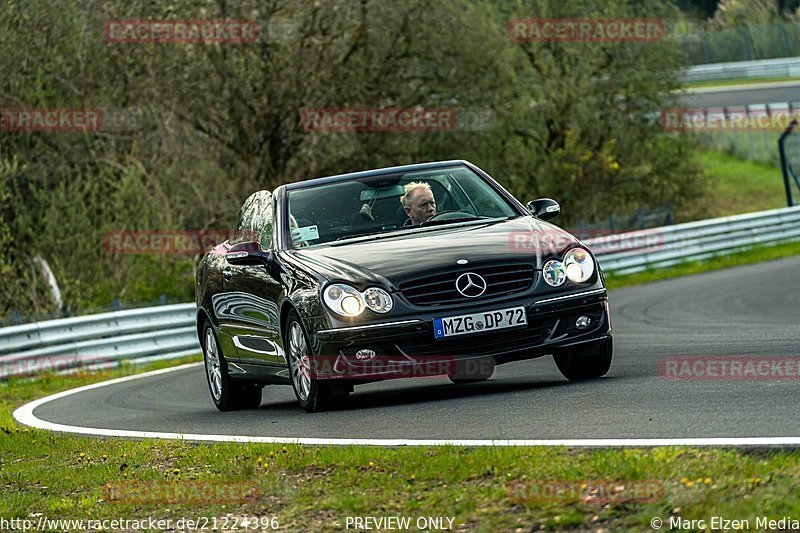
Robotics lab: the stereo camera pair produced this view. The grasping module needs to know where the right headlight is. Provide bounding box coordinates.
[323,284,364,317]
[564,247,595,283]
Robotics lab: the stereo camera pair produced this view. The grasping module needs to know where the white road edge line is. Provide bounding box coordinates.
[13,362,800,447]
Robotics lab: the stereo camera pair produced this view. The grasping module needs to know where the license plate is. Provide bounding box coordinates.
[433,306,527,339]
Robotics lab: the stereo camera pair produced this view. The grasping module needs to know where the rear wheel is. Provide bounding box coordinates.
[285,312,347,412]
[203,320,262,411]
[554,337,613,381]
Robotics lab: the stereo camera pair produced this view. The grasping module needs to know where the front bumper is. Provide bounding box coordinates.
[310,288,611,380]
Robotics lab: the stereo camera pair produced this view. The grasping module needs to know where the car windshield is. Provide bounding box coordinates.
[286,165,519,247]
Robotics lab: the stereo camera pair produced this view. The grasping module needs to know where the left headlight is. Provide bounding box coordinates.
[564,247,595,283]
[322,283,393,317]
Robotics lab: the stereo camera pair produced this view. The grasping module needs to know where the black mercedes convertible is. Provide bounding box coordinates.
[195,160,612,412]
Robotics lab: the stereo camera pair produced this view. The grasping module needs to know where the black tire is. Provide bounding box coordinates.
[284,311,345,412]
[202,320,262,411]
[554,337,613,381]
[447,357,496,384]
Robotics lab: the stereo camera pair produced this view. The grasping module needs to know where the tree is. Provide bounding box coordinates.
[503,0,707,222]
[0,0,707,318]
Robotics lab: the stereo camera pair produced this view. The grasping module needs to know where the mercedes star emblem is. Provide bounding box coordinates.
[455,272,487,298]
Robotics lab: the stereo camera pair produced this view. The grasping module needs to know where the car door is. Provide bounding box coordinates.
[213,190,285,367]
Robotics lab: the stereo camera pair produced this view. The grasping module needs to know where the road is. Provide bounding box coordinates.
[678,81,800,108]
[18,256,800,443]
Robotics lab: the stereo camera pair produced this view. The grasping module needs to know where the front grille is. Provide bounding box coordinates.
[399,264,535,306]
[397,318,556,358]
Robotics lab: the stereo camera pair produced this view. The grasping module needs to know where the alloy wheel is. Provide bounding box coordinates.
[204,328,222,401]
[288,322,312,401]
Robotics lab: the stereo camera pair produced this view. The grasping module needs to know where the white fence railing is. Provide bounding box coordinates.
[682,56,800,83]
[0,303,198,379]
[2,206,799,379]
[587,205,800,274]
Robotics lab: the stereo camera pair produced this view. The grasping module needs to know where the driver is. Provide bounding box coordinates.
[401,182,437,226]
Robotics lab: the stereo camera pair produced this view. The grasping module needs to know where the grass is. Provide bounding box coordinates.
[2,365,800,530]
[682,75,800,90]
[693,149,788,219]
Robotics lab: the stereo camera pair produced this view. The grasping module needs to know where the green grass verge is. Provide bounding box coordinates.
[683,76,800,89]
[605,240,800,291]
[693,149,787,219]
[2,363,800,531]
[3,244,800,530]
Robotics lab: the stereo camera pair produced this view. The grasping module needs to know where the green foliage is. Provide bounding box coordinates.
[710,0,782,28]
[499,0,708,221]
[0,0,709,319]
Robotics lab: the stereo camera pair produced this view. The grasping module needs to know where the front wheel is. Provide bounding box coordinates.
[553,337,613,381]
[203,321,262,411]
[285,312,346,412]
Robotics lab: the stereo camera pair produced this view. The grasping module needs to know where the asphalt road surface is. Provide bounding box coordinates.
[26,256,800,441]
[678,81,800,108]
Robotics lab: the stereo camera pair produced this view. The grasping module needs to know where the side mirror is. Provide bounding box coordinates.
[527,198,560,221]
[226,241,272,266]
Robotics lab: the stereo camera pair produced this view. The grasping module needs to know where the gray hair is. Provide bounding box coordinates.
[400,181,433,207]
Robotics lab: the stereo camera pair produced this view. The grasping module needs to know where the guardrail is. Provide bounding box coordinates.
[682,56,800,83]
[586,205,800,275]
[2,205,800,379]
[0,303,199,379]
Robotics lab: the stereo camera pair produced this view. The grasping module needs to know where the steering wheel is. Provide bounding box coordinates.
[420,210,478,225]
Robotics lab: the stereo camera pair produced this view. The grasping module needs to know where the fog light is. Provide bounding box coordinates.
[575,316,591,329]
[355,349,377,360]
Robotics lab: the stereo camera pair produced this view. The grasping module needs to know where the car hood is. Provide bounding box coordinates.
[287,217,581,290]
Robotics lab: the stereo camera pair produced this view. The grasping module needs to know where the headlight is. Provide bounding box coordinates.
[543,259,566,287]
[363,287,393,313]
[564,247,595,283]
[322,283,393,317]
[323,284,364,317]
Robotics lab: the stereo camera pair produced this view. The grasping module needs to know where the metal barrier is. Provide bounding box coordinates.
[682,56,800,83]
[0,303,199,379]
[2,206,800,378]
[587,205,800,275]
